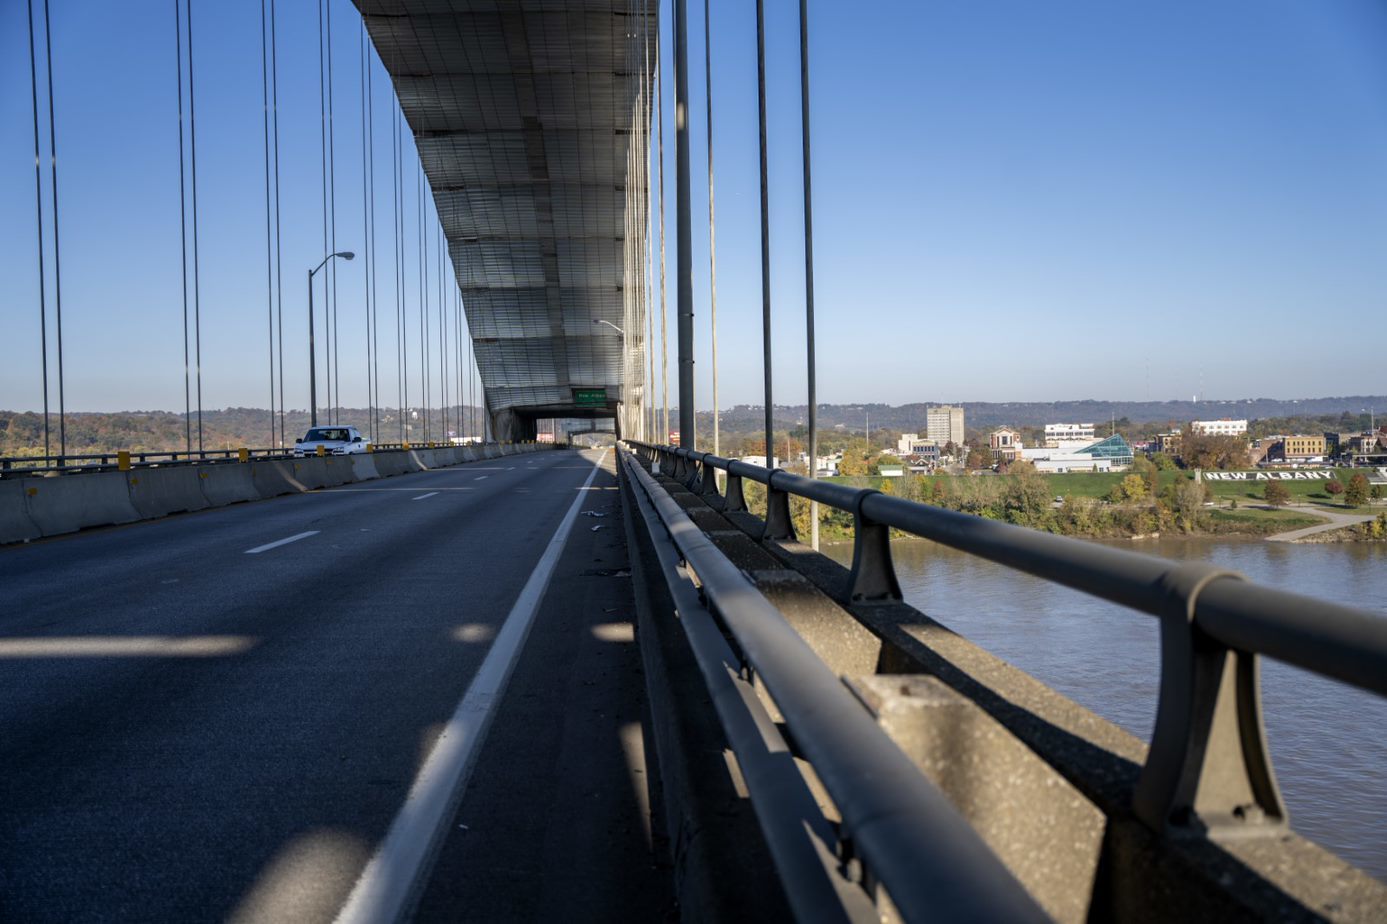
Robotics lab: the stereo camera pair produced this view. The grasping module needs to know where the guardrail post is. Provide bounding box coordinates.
[674,452,690,482]
[1134,565,1286,837]
[117,451,131,472]
[237,447,250,463]
[762,472,797,542]
[724,470,748,512]
[698,457,721,497]
[847,490,902,603]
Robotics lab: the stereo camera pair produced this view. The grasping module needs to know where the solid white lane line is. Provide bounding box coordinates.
[244,531,320,555]
[412,492,439,501]
[334,450,606,924]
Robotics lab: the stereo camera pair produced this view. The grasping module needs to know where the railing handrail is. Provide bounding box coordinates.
[619,445,1048,922]
[629,440,1387,836]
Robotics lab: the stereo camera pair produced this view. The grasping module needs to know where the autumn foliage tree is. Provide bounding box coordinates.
[1345,473,1370,507]
[1263,480,1290,507]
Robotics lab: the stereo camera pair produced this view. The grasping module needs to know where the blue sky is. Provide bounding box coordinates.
[2,0,1386,415]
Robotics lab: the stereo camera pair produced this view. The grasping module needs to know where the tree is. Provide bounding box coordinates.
[1173,478,1205,532]
[1325,479,1345,499]
[1264,480,1291,507]
[1373,484,1383,502]
[1150,452,1179,471]
[1004,458,1037,475]
[965,445,992,470]
[869,453,903,475]
[1130,455,1159,496]
[1108,474,1148,504]
[1180,432,1249,470]
[1003,474,1052,527]
[1345,472,1370,507]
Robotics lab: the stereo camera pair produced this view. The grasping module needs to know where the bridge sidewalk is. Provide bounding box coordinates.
[414,452,675,922]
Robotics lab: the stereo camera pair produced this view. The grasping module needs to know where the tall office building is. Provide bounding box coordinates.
[926,405,965,446]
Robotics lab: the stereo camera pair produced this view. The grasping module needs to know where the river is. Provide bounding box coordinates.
[823,536,1387,882]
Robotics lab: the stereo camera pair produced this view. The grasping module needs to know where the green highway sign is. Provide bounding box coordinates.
[573,388,607,408]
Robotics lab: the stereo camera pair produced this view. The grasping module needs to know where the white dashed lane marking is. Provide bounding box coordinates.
[244,531,320,555]
[412,492,439,501]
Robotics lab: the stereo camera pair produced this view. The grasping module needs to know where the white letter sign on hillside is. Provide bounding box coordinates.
[1201,470,1333,481]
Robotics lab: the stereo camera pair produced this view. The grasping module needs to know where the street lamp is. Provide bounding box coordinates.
[308,251,355,426]
[592,318,625,336]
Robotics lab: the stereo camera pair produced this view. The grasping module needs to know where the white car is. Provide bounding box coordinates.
[293,426,371,456]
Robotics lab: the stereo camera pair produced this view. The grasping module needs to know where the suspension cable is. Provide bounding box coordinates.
[326,0,339,425]
[26,0,52,458]
[438,220,447,439]
[360,11,376,442]
[174,0,192,453]
[757,0,772,464]
[270,0,286,447]
[318,0,329,425]
[656,41,668,442]
[705,0,719,459]
[800,0,819,549]
[260,0,276,448]
[186,0,205,454]
[395,108,405,440]
[42,0,66,458]
[418,159,428,441]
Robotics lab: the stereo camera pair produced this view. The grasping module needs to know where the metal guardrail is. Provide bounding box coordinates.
[0,440,513,477]
[618,445,1047,923]
[629,440,1387,839]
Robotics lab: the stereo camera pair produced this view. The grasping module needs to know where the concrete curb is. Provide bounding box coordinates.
[127,466,210,519]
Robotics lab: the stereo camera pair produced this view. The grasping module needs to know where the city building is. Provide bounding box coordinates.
[926,405,965,446]
[1044,423,1095,447]
[1269,435,1327,462]
[896,433,939,456]
[1022,433,1134,473]
[877,464,905,478]
[989,428,1023,462]
[1155,431,1183,456]
[1190,419,1248,437]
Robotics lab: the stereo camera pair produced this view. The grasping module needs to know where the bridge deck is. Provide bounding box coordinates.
[0,449,668,921]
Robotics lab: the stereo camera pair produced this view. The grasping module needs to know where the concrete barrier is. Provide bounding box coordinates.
[349,455,381,480]
[251,460,309,498]
[0,480,43,544]
[318,456,353,487]
[126,466,210,519]
[197,464,259,506]
[1,442,556,546]
[23,471,141,537]
[291,458,332,490]
[372,451,411,477]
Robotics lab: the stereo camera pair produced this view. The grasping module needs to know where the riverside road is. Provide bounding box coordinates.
[0,448,671,922]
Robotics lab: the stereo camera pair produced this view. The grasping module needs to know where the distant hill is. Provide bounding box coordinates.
[0,406,485,458]
[691,396,1387,437]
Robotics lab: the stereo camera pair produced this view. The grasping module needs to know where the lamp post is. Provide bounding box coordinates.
[592,318,625,336]
[308,251,354,426]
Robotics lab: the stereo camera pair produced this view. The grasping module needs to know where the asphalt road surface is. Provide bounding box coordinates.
[0,448,671,922]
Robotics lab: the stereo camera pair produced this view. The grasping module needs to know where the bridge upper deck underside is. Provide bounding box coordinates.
[359,0,654,438]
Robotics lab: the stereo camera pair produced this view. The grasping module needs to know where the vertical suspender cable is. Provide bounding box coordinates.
[41,0,66,459]
[270,0,286,447]
[674,0,694,448]
[755,0,772,463]
[439,223,446,437]
[644,1,655,442]
[186,0,204,453]
[704,0,718,460]
[366,8,381,443]
[395,109,405,440]
[318,0,329,425]
[800,0,819,549]
[174,0,192,453]
[360,12,376,442]
[418,162,428,441]
[656,45,668,442]
[26,0,52,458]
[260,0,277,448]
[326,0,340,425]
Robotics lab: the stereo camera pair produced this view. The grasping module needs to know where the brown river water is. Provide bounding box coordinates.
[823,536,1387,881]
